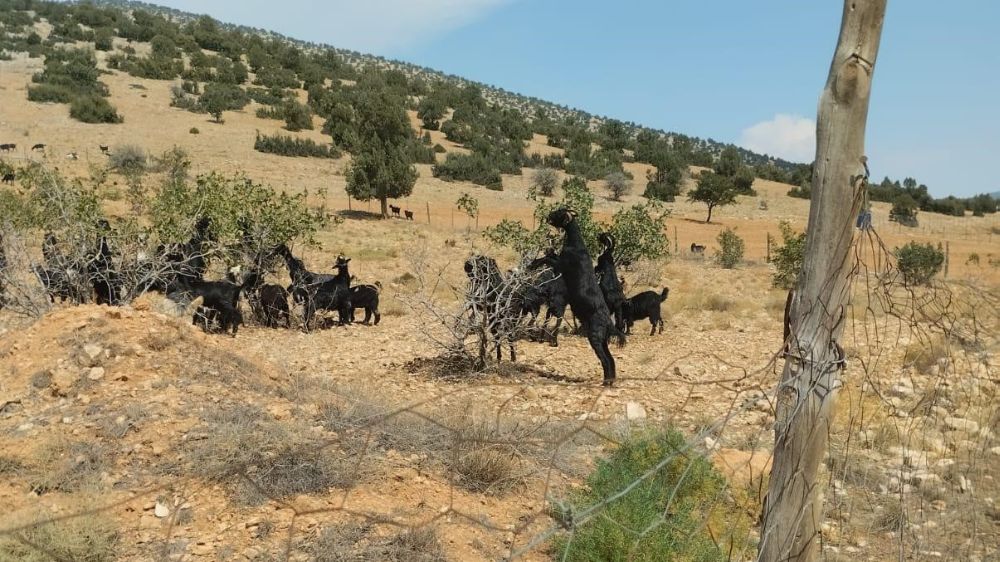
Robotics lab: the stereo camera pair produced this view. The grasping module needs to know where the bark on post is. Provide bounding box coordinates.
[758,2,886,561]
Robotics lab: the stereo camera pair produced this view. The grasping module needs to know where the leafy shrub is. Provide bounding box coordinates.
[607,201,671,266]
[198,82,250,122]
[108,144,147,173]
[433,143,446,153]
[787,183,811,199]
[605,171,632,201]
[284,101,314,131]
[894,242,945,286]
[531,167,559,197]
[431,153,503,190]
[456,192,479,220]
[94,29,114,51]
[408,140,437,165]
[715,227,744,268]
[771,221,806,289]
[69,95,123,124]
[189,126,200,134]
[254,133,340,159]
[246,86,289,106]
[552,429,747,562]
[169,86,203,112]
[255,105,283,120]
[151,171,328,249]
[889,195,919,227]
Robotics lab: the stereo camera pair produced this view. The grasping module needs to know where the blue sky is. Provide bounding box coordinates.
[153,0,998,197]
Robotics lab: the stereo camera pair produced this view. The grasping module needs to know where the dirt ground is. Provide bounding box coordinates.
[2,46,999,561]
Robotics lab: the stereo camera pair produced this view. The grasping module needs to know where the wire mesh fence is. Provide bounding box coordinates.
[0,198,998,561]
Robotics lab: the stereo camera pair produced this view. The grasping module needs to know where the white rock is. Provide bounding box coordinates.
[154,502,170,518]
[990,446,1000,457]
[958,475,973,493]
[704,436,719,451]
[944,417,979,434]
[87,367,105,381]
[83,344,103,361]
[625,401,647,421]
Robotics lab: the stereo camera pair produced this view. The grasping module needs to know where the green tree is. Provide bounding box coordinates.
[890,194,919,227]
[688,171,738,223]
[598,119,630,153]
[733,167,756,195]
[417,96,446,131]
[345,88,418,217]
[198,83,248,123]
[715,146,742,177]
[644,151,685,201]
[283,101,313,132]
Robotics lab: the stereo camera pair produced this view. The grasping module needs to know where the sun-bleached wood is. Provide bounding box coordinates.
[758,1,887,561]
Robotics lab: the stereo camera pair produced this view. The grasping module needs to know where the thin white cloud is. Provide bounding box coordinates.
[739,114,816,163]
[162,0,515,54]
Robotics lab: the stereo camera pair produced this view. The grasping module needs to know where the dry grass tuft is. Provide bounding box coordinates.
[187,404,362,505]
[301,522,447,562]
[28,439,108,494]
[449,419,527,495]
[872,502,907,533]
[0,509,119,562]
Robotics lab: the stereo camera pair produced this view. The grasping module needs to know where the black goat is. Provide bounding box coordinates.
[279,245,351,330]
[31,143,45,151]
[594,232,627,331]
[1,172,14,185]
[691,243,706,254]
[623,287,670,335]
[465,255,518,365]
[547,208,625,386]
[163,216,214,288]
[89,221,120,306]
[99,145,109,154]
[0,143,15,152]
[389,205,401,218]
[404,210,414,221]
[519,250,567,346]
[349,282,381,325]
[243,269,290,328]
[177,278,246,336]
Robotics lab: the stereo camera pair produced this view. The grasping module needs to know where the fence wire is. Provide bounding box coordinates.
[0,208,997,562]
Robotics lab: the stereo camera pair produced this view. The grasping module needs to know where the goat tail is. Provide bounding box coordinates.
[374,280,383,293]
[660,287,670,301]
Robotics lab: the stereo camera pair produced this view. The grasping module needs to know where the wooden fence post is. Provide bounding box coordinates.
[759,2,887,561]
[426,202,430,224]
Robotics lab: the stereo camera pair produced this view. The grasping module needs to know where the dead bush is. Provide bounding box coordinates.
[449,419,527,495]
[302,522,447,562]
[28,439,108,494]
[0,510,120,562]
[188,404,362,505]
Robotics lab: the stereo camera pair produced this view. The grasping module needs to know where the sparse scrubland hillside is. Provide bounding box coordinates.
[1,2,998,561]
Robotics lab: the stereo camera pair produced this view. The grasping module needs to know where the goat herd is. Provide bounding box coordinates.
[0,208,672,385]
[464,208,670,386]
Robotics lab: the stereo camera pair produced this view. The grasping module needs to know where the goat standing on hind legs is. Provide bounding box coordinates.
[595,232,627,332]
[547,208,626,386]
